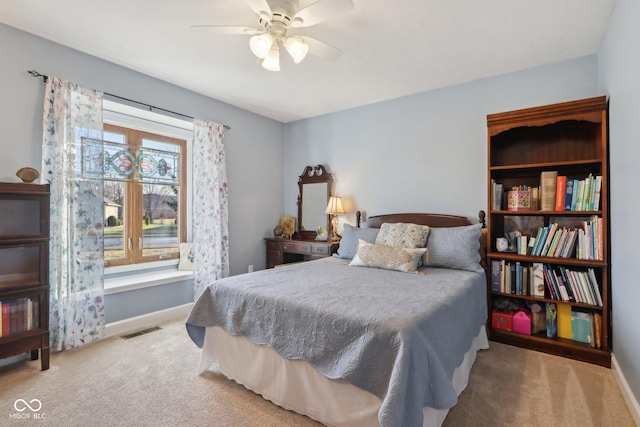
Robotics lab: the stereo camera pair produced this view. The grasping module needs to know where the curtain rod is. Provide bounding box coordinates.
[28,70,230,130]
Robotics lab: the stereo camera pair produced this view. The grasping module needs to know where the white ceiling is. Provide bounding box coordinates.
[0,0,616,123]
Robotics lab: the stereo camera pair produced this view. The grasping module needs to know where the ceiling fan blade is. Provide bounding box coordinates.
[300,36,342,60]
[191,25,261,36]
[246,0,272,19]
[292,0,354,28]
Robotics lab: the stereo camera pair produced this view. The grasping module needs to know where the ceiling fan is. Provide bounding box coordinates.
[192,0,354,71]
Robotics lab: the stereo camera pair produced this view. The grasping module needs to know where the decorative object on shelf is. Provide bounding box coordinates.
[273,225,283,237]
[496,237,509,252]
[280,216,296,239]
[16,167,39,183]
[545,303,557,338]
[507,189,531,211]
[315,226,328,241]
[325,196,346,241]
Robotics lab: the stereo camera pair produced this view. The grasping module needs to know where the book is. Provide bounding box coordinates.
[574,180,585,212]
[540,223,559,256]
[557,303,572,339]
[527,231,537,255]
[593,175,602,211]
[587,268,604,306]
[594,312,602,349]
[570,179,579,211]
[0,301,2,337]
[563,178,575,211]
[581,174,593,211]
[572,311,594,347]
[490,260,501,292]
[540,171,558,211]
[531,187,539,211]
[2,301,10,336]
[532,263,545,297]
[554,176,567,211]
[515,262,523,295]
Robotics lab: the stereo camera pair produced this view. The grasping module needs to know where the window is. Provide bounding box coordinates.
[103,123,187,266]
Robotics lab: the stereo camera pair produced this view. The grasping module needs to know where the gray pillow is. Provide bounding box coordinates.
[424,223,484,274]
[335,224,380,259]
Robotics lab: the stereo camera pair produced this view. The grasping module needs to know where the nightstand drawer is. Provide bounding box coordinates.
[311,244,330,255]
[280,242,310,254]
[266,240,282,251]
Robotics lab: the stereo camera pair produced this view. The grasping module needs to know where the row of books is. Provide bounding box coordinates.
[542,264,603,306]
[0,297,39,337]
[556,304,602,348]
[520,217,603,260]
[490,261,603,307]
[549,173,602,212]
[491,172,602,212]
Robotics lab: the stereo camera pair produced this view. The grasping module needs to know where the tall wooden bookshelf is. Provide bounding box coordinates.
[486,96,610,367]
[0,182,50,370]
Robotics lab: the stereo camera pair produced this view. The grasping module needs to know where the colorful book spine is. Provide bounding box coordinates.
[554,176,566,211]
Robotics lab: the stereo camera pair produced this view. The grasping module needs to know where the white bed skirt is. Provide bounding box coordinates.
[199,325,489,427]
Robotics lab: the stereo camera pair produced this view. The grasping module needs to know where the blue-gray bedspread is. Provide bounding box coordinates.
[186,257,487,427]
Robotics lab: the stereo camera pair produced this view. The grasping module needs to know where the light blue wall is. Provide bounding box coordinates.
[598,0,640,403]
[0,23,284,332]
[284,56,599,228]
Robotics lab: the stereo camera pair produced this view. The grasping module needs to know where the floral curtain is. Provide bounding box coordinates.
[192,119,229,299]
[41,77,105,351]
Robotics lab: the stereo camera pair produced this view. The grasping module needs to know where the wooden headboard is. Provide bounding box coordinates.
[355,210,488,272]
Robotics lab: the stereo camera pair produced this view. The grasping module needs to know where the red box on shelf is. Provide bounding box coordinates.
[492,310,513,331]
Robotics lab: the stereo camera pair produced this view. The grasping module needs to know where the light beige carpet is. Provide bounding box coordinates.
[0,318,635,427]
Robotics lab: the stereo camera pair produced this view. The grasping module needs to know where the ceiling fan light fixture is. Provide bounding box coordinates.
[249,32,274,58]
[284,36,309,64]
[261,45,280,71]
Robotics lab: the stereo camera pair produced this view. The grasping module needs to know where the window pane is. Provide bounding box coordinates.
[104,181,126,261]
[142,184,179,258]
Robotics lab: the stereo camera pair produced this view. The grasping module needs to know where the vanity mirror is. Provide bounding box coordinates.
[297,165,332,240]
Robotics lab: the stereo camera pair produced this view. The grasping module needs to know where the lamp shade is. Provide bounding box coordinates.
[261,45,280,71]
[249,33,274,59]
[325,196,346,214]
[284,36,309,64]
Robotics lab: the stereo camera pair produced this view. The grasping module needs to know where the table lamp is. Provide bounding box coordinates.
[325,196,346,241]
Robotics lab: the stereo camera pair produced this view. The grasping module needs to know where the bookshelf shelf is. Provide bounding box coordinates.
[489,329,610,366]
[490,159,603,171]
[486,96,610,367]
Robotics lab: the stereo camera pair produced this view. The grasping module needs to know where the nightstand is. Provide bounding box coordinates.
[264,237,339,269]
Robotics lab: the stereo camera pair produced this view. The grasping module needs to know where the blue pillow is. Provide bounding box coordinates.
[335,224,380,259]
[423,223,484,274]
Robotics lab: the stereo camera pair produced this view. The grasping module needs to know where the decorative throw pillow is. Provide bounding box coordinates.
[335,223,380,259]
[423,223,484,274]
[178,242,194,271]
[349,240,428,273]
[375,222,430,249]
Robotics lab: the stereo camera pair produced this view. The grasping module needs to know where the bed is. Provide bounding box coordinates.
[186,212,489,427]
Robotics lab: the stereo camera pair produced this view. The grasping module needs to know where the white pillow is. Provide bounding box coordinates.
[349,240,428,273]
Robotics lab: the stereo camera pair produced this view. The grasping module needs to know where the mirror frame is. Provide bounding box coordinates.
[297,165,332,240]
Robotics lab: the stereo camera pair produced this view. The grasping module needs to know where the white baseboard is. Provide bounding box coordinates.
[105,303,193,338]
[612,353,640,426]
